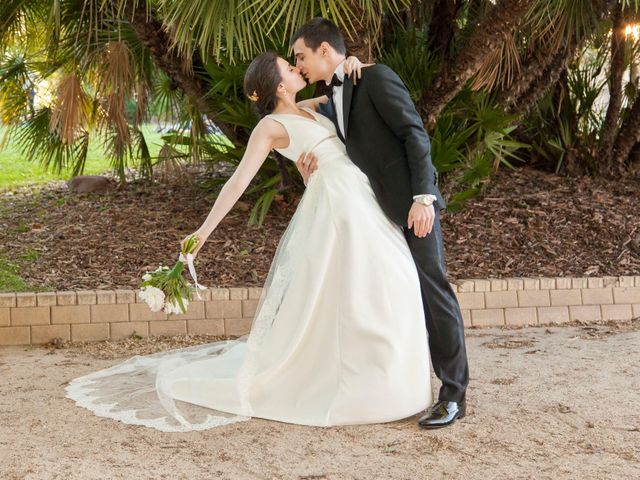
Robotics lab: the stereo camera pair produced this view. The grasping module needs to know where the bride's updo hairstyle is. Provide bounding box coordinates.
[244,51,282,118]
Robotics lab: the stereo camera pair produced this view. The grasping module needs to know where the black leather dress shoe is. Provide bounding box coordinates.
[417,399,466,429]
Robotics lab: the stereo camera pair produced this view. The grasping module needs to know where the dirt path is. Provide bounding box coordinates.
[1,323,639,480]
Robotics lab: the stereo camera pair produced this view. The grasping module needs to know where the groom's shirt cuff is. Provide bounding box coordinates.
[413,194,437,203]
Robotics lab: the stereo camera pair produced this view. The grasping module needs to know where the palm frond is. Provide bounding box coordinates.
[13,106,89,174]
[49,72,91,144]
[0,0,48,52]
[470,31,521,91]
[151,0,405,62]
[98,41,135,145]
[0,51,37,122]
[526,0,611,54]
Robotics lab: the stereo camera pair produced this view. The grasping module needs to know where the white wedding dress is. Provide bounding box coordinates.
[65,107,431,432]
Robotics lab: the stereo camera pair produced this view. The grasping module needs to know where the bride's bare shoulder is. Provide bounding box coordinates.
[252,116,289,148]
[255,116,287,133]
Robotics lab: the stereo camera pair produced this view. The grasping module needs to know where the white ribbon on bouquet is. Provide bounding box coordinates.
[178,252,207,300]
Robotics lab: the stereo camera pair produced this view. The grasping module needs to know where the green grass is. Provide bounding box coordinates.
[19,248,41,262]
[0,252,52,292]
[0,124,212,293]
[0,255,28,291]
[0,124,165,189]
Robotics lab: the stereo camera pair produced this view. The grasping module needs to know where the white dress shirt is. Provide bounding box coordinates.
[330,61,346,138]
[329,60,436,206]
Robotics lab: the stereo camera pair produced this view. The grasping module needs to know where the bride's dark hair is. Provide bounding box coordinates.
[243,51,282,118]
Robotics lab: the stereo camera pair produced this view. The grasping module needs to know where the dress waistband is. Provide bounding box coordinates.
[302,135,339,163]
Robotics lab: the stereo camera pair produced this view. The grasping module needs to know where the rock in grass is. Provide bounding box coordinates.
[66,175,114,193]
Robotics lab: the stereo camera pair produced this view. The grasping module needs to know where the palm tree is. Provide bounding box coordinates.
[426,0,465,59]
[612,89,640,169]
[1,0,407,223]
[417,0,534,128]
[2,0,640,225]
[598,2,626,171]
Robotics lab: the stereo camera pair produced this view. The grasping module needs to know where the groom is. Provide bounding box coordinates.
[291,18,469,429]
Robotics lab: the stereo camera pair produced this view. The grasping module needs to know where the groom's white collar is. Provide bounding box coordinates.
[330,59,346,84]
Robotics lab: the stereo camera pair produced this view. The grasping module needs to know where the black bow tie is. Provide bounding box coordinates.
[325,74,343,100]
[327,73,343,88]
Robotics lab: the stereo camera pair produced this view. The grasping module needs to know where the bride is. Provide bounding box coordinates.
[65,52,432,432]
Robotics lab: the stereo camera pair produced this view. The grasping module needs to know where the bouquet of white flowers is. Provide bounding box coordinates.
[138,235,206,314]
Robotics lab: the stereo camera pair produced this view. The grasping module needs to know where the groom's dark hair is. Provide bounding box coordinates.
[291,17,346,55]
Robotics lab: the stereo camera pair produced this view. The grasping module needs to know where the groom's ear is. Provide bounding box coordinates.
[319,41,333,57]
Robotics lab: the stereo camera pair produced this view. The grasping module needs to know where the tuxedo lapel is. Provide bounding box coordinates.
[342,76,353,138]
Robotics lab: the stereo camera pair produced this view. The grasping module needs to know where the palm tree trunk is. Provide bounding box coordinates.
[499,0,617,117]
[611,95,640,171]
[554,69,583,175]
[496,41,563,111]
[598,2,626,170]
[417,0,533,128]
[121,2,238,142]
[508,42,580,116]
[401,1,429,27]
[343,3,379,63]
[427,0,464,59]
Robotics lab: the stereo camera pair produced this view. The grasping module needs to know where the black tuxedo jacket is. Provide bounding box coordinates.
[318,64,445,227]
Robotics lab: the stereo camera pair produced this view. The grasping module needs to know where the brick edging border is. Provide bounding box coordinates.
[0,276,639,346]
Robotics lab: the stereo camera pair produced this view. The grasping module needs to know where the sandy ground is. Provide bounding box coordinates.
[1,322,639,480]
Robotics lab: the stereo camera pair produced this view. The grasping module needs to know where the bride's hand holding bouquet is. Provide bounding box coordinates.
[137,232,208,315]
[180,231,207,260]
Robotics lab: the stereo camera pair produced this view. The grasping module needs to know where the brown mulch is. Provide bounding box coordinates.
[0,165,638,292]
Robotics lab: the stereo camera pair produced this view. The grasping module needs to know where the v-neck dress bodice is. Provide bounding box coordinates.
[266,107,349,168]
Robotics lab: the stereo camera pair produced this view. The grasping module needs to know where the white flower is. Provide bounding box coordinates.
[138,286,165,312]
[163,297,189,315]
[162,301,174,314]
[163,301,179,315]
[142,273,152,281]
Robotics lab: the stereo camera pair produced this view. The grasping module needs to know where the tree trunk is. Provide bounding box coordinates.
[611,94,640,171]
[120,2,239,142]
[631,56,639,87]
[417,0,533,128]
[343,3,379,63]
[554,69,583,175]
[427,0,464,59]
[499,0,617,117]
[508,42,580,116]
[598,2,625,170]
[496,41,562,110]
[401,1,430,27]
[600,0,637,173]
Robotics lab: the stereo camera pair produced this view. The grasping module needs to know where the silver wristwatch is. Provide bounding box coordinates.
[413,194,437,206]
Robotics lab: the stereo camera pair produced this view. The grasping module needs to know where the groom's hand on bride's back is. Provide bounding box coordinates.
[408,202,435,238]
[295,152,318,186]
